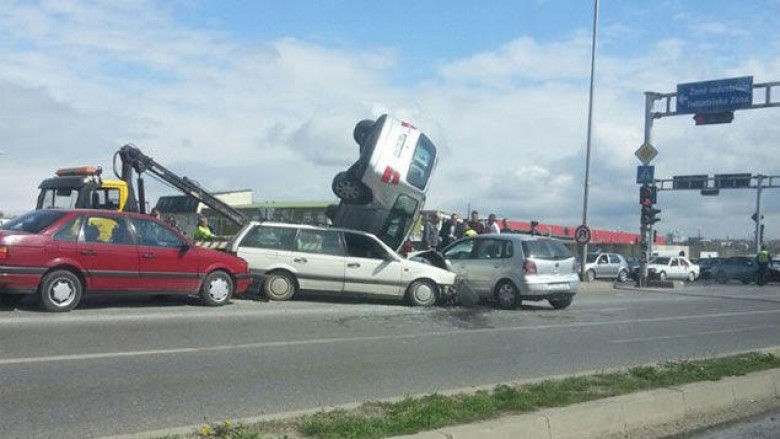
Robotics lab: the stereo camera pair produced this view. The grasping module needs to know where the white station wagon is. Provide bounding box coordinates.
[229,222,456,306]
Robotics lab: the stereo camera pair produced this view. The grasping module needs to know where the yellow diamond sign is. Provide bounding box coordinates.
[634,143,658,165]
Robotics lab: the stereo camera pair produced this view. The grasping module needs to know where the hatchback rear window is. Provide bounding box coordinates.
[0,210,66,233]
[522,239,572,261]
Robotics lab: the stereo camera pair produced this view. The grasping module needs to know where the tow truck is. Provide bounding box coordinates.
[36,144,246,245]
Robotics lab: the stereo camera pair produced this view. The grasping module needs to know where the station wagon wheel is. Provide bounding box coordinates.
[495,281,518,310]
[617,270,628,283]
[200,270,234,306]
[407,279,438,307]
[40,270,82,312]
[263,271,297,301]
[584,269,596,282]
[332,172,371,205]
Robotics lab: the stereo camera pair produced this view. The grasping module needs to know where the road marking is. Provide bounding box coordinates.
[611,325,778,344]
[2,309,779,366]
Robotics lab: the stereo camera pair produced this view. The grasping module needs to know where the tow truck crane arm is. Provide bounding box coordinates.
[113,144,246,227]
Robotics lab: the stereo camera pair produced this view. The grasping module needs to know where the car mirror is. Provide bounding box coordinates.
[179,243,191,254]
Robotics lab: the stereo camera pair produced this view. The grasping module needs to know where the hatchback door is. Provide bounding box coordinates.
[463,238,513,293]
[292,228,345,292]
[343,232,403,296]
[77,214,140,291]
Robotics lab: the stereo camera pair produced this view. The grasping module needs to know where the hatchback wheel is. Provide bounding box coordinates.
[407,279,438,307]
[495,281,518,310]
[332,172,371,204]
[200,270,234,306]
[40,270,82,312]
[617,270,628,283]
[263,271,297,301]
[584,270,596,282]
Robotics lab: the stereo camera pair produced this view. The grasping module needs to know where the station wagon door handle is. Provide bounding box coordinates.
[347,263,360,268]
[142,253,156,259]
[293,257,308,263]
[79,249,97,256]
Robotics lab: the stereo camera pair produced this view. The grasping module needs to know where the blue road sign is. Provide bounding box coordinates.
[677,76,753,114]
[636,165,655,184]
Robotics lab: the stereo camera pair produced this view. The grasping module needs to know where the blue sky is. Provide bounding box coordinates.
[0,0,778,241]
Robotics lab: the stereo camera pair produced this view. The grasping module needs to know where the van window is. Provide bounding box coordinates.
[522,239,572,261]
[378,194,419,250]
[241,226,296,250]
[406,135,436,190]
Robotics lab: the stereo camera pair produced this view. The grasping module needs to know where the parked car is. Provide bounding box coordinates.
[711,256,757,284]
[697,257,724,280]
[329,114,438,250]
[646,256,700,281]
[582,252,629,282]
[229,222,456,306]
[0,209,251,311]
[439,234,579,309]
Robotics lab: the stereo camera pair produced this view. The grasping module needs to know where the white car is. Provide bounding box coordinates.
[329,114,438,250]
[646,256,700,282]
[229,222,456,306]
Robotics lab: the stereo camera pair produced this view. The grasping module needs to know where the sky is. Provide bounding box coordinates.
[1,0,779,241]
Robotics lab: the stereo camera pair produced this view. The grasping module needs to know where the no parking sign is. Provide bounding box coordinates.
[574,225,591,245]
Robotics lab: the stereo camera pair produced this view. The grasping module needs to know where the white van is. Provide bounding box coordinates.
[330,114,439,250]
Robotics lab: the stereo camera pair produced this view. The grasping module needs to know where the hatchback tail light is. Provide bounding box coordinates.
[0,246,7,260]
[523,259,537,275]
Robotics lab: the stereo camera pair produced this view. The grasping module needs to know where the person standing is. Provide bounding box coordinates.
[439,213,461,248]
[500,218,513,233]
[486,213,501,234]
[421,213,440,250]
[194,217,215,241]
[468,210,486,235]
[756,245,772,285]
[462,222,477,237]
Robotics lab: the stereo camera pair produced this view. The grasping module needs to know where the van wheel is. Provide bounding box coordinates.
[200,270,234,306]
[353,119,376,146]
[40,270,82,312]
[617,270,628,283]
[332,172,371,204]
[495,281,518,310]
[584,270,596,282]
[263,271,297,301]
[407,279,438,307]
[549,296,573,310]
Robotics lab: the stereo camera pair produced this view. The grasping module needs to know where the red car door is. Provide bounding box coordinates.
[76,214,140,291]
[130,217,200,293]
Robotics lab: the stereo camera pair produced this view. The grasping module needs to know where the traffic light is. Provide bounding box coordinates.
[693,111,734,126]
[639,185,657,205]
[641,205,661,225]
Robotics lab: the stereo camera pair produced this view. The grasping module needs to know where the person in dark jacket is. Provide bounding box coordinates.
[439,213,462,249]
[468,210,486,234]
[421,213,440,250]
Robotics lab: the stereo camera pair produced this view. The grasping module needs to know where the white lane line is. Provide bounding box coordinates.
[611,325,778,344]
[2,309,779,366]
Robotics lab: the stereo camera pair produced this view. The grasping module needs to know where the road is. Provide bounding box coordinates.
[1,283,779,439]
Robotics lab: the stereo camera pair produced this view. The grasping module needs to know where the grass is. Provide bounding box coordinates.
[170,352,779,439]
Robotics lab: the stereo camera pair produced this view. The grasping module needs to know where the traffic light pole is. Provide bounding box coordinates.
[755,175,764,251]
[638,92,659,287]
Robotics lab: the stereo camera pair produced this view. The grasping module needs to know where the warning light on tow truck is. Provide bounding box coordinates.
[55,166,103,177]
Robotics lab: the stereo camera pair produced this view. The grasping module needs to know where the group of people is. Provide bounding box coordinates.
[421,210,512,251]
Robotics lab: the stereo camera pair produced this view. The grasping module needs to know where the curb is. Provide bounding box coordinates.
[99,347,780,439]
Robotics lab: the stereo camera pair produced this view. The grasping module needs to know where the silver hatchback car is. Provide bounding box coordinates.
[440,234,579,309]
[582,252,629,282]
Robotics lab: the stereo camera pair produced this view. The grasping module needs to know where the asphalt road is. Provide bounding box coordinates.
[1,282,779,439]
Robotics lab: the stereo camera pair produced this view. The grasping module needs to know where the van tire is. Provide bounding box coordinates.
[495,281,518,310]
[263,271,297,301]
[332,172,372,205]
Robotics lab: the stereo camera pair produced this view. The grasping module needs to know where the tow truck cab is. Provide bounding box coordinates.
[36,166,129,211]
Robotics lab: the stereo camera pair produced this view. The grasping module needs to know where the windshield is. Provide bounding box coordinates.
[378,194,419,250]
[0,210,66,233]
[406,135,436,190]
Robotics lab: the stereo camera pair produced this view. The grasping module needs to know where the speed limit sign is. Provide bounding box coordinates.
[574,225,591,245]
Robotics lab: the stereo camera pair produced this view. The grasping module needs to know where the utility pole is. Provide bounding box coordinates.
[580,0,599,277]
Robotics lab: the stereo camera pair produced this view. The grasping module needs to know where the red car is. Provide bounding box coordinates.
[0,209,251,312]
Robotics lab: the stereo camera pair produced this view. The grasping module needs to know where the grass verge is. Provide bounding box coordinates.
[169,352,779,439]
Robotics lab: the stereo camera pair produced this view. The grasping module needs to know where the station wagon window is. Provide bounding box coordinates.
[379,194,419,250]
[131,218,182,248]
[444,239,475,260]
[406,135,436,190]
[475,239,513,259]
[344,232,389,260]
[53,216,84,242]
[83,216,134,245]
[521,239,572,261]
[240,226,296,250]
[295,229,343,256]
